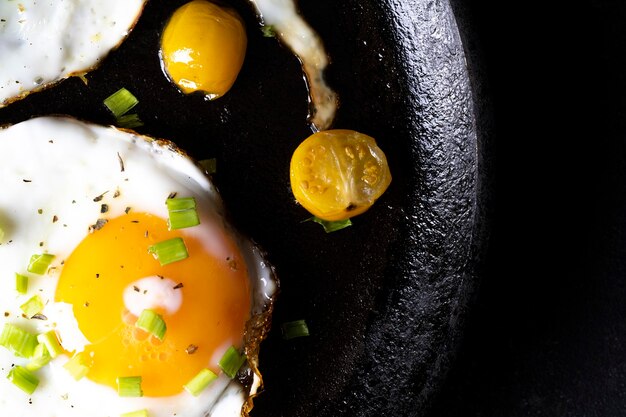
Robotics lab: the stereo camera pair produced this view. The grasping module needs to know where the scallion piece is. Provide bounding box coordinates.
[120,410,149,417]
[218,346,246,379]
[0,323,38,358]
[15,273,28,294]
[183,368,217,396]
[117,113,144,129]
[37,330,63,358]
[261,25,276,37]
[306,216,352,233]
[135,309,167,341]
[63,352,92,381]
[27,253,55,275]
[166,197,200,230]
[117,376,143,397]
[7,366,39,395]
[198,158,217,174]
[148,237,188,266]
[104,88,139,118]
[26,343,51,371]
[166,196,196,211]
[281,319,310,340]
[20,295,44,318]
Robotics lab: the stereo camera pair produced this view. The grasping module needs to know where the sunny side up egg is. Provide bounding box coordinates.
[0,116,277,417]
[0,0,147,107]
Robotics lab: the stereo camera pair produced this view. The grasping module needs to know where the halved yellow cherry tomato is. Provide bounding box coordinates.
[160,0,247,100]
[290,130,392,221]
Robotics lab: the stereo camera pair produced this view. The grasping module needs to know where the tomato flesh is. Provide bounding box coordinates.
[290,129,391,221]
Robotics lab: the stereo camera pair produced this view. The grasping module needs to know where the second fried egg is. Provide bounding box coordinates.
[0,0,147,106]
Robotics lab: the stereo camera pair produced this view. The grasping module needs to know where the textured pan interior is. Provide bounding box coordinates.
[0,0,486,415]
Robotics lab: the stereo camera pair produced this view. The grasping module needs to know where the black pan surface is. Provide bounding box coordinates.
[0,0,489,415]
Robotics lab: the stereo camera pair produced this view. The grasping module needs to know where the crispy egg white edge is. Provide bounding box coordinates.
[0,0,147,106]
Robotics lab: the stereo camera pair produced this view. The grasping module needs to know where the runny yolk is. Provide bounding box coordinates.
[55,212,251,397]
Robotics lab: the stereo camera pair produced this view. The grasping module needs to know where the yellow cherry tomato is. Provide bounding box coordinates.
[160,0,247,100]
[290,130,392,221]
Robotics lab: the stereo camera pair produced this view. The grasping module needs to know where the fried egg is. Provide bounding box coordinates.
[0,0,147,107]
[0,116,277,417]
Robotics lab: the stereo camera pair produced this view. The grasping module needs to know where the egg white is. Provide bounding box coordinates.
[0,0,147,106]
[0,116,276,417]
[248,0,338,130]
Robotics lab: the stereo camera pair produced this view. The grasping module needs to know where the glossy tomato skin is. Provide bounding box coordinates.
[290,129,391,221]
[160,0,247,100]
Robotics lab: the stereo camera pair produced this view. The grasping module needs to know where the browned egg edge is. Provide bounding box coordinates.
[0,1,148,108]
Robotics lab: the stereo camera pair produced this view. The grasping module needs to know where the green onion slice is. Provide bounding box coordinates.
[135,309,167,341]
[305,216,352,233]
[281,319,310,340]
[63,352,92,381]
[0,323,38,358]
[218,346,246,379]
[37,330,64,358]
[183,368,218,396]
[261,25,277,37]
[120,410,149,417]
[15,273,28,294]
[166,197,200,230]
[27,253,55,275]
[117,376,143,397]
[20,295,44,318]
[198,158,217,174]
[26,343,51,371]
[148,237,188,266]
[7,366,40,395]
[104,88,139,118]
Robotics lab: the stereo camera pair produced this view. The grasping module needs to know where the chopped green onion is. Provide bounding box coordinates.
[135,309,167,341]
[104,88,139,118]
[0,323,38,358]
[27,253,55,275]
[63,352,92,381]
[305,216,352,233]
[26,343,51,371]
[7,366,39,395]
[218,346,246,379]
[117,376,143,397]
[166,197,200,230]
[166,196,197,211]
[148,237,188,266]
[261,25,276,37]
[37,330,63,358]
[183,368,217,396]
[198,158,217,174]
[117,113,144,129]
[20,295,44,318]
[15,273,28,294]
[120,410,149,417]
[281,319,310,340]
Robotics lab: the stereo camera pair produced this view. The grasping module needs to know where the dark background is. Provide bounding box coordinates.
[426,1,626,416]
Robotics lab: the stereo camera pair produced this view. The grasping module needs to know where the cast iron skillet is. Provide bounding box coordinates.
[0,0,489,415]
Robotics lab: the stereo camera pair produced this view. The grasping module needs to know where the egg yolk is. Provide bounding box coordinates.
[160,0,247,99]
[55,212,251,397]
